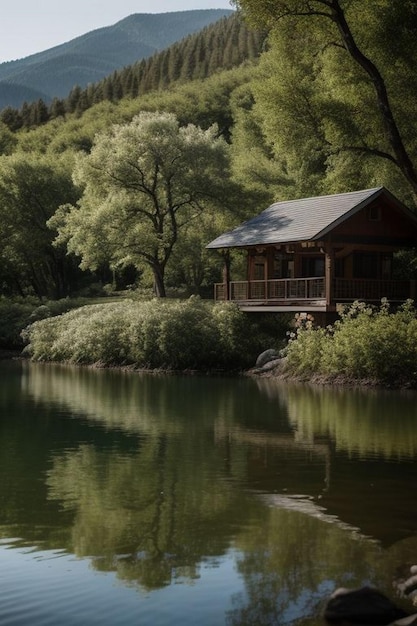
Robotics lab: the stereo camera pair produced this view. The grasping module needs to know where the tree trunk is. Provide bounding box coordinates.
[152,264,166,298]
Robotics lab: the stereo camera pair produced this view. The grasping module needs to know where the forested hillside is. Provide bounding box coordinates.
[0,9,233,109]
[0,0,416,303]
[1,12,266,131]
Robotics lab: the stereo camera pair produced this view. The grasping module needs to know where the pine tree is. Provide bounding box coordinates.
[49,97,66,120]
[0,106,23,132]
[66,85,83,114]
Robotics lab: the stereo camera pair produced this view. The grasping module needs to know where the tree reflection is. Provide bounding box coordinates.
[226,508,386,626]
[46,435,252,590]
[256,379,417,459]
[2,360,417,616]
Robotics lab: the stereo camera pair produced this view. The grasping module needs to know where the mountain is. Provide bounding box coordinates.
[0,9,234,110]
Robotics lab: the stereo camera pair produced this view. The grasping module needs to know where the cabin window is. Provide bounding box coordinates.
[301,257,325,277]
[274,254,294,278]
[353,252,392,279]
[367,205,381,221]
[284,260,295,278]
[253,263,265,280]
[353,252,378,279]
[273,257,282,278]
[252,257,266,280]
[273,254,294,278]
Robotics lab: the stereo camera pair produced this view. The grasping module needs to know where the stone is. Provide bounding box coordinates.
[255,348,280,368]
[324,586,410,625]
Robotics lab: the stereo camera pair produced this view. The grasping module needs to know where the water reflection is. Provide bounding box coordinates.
[22,362,289,435]
[227,507,383,626]
[1,361,417,625]
[23,362,417,459]
[255,379,417,459]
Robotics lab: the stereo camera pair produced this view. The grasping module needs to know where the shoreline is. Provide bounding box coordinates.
[2,349,416,390]
[0,349,24,360]
[244,358,417,390]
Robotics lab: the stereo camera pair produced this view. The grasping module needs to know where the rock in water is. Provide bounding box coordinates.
[255,349,280,368]
[323,586,410,624]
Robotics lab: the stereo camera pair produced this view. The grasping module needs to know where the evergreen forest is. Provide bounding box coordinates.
[0,9,234,109]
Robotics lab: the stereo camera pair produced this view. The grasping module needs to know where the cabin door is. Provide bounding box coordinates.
[252,257,267,281]
[249,256,268,299]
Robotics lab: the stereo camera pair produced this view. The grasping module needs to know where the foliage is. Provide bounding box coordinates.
[0,296,92,349]
[233,0,417,204]
[283,313,328,376]
[0,152,83,298]
[283,300,417,386]
[4,65,258,161]
[50,111,243,298]
[0,64,262,301]
[22,297,279,370]
[3,1,417,306]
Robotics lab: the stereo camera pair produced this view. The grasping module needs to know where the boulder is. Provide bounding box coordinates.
[255,348,280,368]
[324,586,411,625]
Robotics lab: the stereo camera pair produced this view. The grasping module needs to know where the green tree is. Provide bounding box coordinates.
[49,97,66,120]
[50,111,237,297]
[66,85,83,115]
[234,0,417,202]
[0,153,81,297]
[0,121,18,155]
[0,106,22,132]
[230,83,288,198]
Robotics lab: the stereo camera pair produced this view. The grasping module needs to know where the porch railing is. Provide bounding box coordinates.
[214,277,415,304]
[214,277,325,302]
[333,278,413,301]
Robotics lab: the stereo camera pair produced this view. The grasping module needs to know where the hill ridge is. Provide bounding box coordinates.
[0,9,234,109]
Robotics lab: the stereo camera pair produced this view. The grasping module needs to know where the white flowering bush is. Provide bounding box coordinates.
[284,300,417,386]
[283,323,327,375]
[23,297,275,370]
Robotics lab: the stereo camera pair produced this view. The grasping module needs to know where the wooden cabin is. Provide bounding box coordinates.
[206,187,417,320]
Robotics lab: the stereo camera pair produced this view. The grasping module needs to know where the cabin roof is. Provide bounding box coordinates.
[206,187,416,249]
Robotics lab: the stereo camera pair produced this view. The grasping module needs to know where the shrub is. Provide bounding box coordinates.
[0,296,96,350]
[23,297,282,371]
[284,300,417,386]
[0,299,35,349]
[284,326,328,376]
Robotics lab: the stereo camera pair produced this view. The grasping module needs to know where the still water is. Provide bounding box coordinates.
[1,359,417,625]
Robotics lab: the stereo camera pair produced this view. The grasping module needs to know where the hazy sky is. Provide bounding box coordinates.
[0,0,234,63]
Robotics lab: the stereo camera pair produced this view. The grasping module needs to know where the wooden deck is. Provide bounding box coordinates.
[214,277,415,311]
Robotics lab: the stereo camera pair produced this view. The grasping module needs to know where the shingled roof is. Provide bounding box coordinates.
[206,187,414,249]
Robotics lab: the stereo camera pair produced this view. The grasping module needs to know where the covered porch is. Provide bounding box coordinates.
[212,241,416,313]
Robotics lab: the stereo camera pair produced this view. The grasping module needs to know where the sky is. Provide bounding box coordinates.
[0,0,234,63]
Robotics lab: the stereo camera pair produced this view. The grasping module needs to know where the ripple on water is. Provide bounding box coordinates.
[0,543,144,625]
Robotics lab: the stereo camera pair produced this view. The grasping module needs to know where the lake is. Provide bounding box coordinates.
[1,359,417,625]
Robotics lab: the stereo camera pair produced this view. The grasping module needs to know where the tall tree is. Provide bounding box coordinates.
[0,122,18,155]
[50,112,239,297]
[0,154,81,297]
[234,0,417,201]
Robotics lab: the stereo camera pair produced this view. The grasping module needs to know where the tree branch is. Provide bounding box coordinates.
[327,0,417,193]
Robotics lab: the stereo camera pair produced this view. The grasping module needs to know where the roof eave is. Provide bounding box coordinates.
[206,235,312,250]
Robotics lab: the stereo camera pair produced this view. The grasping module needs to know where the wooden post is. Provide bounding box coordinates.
[325,245,334,308]
[222,250,231,301]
